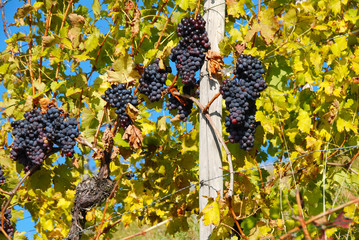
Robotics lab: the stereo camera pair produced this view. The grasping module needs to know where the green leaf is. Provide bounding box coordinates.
[92,0,101,19]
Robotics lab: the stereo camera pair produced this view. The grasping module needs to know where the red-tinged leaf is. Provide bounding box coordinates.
[331,212,353,229]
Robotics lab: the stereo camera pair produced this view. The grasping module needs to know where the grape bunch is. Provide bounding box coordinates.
[0,165,5,184]
[221,55,267,150]
[139,58,171,102]
[235,54,266,100]
[10,107,79,172]
[0,209,15,237]
[170,14,210,85]
[166,87,193,121]
[44,107,79,157]
[101,84,139,128]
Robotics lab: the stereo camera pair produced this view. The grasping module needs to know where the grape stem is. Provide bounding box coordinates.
[202,92,221,114]
[229,197,249,240]
[295,190,311,240]
[75,137,99,152]
[94,172,125,239]
[94,103,109,146]
[278,197,359,240]
[119,218,173,240]
[172,92,234,197]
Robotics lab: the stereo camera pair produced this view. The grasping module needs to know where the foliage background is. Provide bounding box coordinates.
[0,0,358,239]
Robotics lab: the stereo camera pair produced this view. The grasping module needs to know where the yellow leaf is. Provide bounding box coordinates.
[202,199,220,226]
[297,109,311,133]
[43,219,54,232]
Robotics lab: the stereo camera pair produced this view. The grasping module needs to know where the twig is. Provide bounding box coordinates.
[0,227,10,240]
[27,0,35,96]
[39,2,55,82]
[152,0,168,23]
[154,5,176,49]
[296,190,311,240]
[278,197,359,240]
[327,136,347,160]
[75,137,99,152]
[0,0,10,39]
[101,218,122,234]
[348,150,359,166]
[173,92,234,197]
[60,0,73,29]
[94,104,108,146]
[1,164,39,239]
[54,0,73,84]
[88,32,110,80]
[119,218,172,240]
[194,0,201,17]
[94,173,124,239]
[202,92,220,114]
[221,222,241,237]
[133,33,147,57]
[228,197,249,240]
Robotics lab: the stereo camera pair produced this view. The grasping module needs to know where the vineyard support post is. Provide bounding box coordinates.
[199,1,225,239]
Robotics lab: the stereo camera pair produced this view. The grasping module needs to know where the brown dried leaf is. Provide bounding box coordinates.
[235,43,246,56]
[92,149,103,160]
[111,146,120,159]
[170,115,181,122]
[326,100,340,124]
[352,76,359,84]
[125,103,139,122]
[130,6,140,39]
[38,98,55,113]
[206,50,224,78]
[68,13,85,26]
[102,128,114,149]
[122,125,143,150]
[73,157,79,168]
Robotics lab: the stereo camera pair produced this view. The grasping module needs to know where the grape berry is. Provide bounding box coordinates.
[170,14,210,85]
[0,165,5,184]
[0,209,14,238]
[10,107,79,172]
[139,58,171,102]
[221,55,267,150]
[102,84,139,128]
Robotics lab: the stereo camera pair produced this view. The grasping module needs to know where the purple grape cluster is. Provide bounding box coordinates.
[166,87,193,121]
[101,84,139,128]
[139,58,171,102]
[0,165,5,184]
[220,55,267,150]
[44,107,79,157]
[0,209,14,237]
[10,107,79,172]
[170,14,210,85]
[235,54,266,99]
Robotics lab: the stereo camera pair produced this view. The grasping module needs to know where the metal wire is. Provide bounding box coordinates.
[62,144,359,239]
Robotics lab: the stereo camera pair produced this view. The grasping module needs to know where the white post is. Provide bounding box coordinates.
[199,1,225,239]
